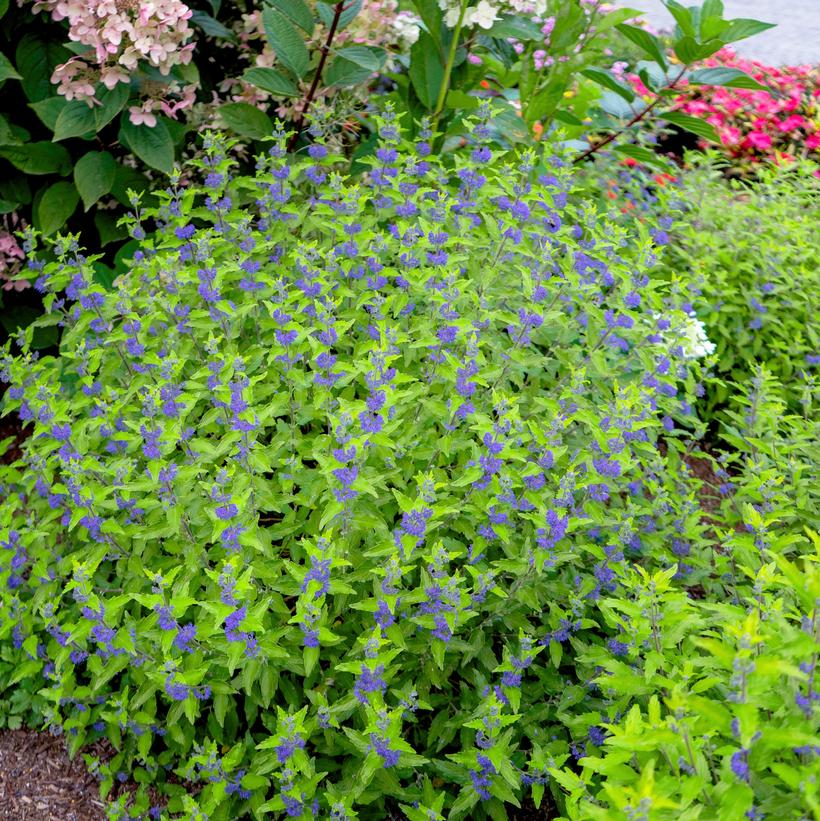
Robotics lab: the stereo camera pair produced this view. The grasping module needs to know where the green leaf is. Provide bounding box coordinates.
[485,15,543,40]
[673,35,724,63]
[408,32,443,110]
[53,100,97,141]
[110,163,150,207]
[660,110,719,142]
[262,7,310,79]
[615,24,667,69]
[219,102,273,140]
[663,0,696,38]
[15,34,72,103]
[35,181,79,235]
[614,144,666,168]
[95,211,128,247]
[316,0,362,31]
[120,115,175,174]
[243,67,299,97]
[266,0,314,34]
[0,51,22,82]
[74,151,117,211]
[0,199,17,214]
[0,0,9,19]
[189,9,237,39]
[688,66,768,91]
[95,82,131,131]
[720,18,777,44]
[0,142,72,175]
[325,46,386,87]
[0,112,19,144]
[29,97,67,131]
[581,68,636,102]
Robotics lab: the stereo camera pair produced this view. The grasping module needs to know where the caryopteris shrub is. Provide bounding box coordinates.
[0,113,816,820]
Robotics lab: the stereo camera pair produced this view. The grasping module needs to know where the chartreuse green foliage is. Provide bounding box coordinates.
[656,157,820,414]
[0,113,817,821]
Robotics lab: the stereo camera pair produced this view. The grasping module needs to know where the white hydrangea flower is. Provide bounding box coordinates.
[679,312,716,359]
[465,0,500,28]
[393,11,421,45]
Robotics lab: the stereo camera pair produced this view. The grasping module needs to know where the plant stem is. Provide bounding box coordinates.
[431,1,467,138]
[288,0,348,152]
[572,65,688,164]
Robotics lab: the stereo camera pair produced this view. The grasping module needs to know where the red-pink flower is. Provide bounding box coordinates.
[747,131,772,150]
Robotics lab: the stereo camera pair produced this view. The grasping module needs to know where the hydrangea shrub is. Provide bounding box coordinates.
[1,116,817,820]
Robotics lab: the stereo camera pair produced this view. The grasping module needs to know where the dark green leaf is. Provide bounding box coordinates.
[266,0,314,33]
[581,68,636,102]
[0,142,72,175]
[333,46,386,72]
[110,163,150,207]
[53,100,97,141]
[95,83,131,131]
[243,67,299,97]
[317,0,362,31]
[262,7,310,78]
[15,34,72,103]
[113,238,141,275]
[0,175,31,205]
[0,51,21,82]
[219,102,273,140]
[0,0,9,19]
[92,261,116,290]
[74,151,117,211]
[120,115,175,174]
[189,9,237,40]
[35,181,79,235]
[0,112,18,144]
[29,97,67,131]
[484,15,543,40]
[660,110,719,142]
[673,35,723,63]
[688,66,768,91]
[95,211,128,247]
[325,55,372,87]
[553,109,583,126]
[0,199,17,214]
[663,0,696,38]
[615,24,667,69]
[720,18,777,44]
[408,32,443,110]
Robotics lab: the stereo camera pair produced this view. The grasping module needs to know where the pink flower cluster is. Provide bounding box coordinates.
[31,0,195,125]
[672,49,820,167]
[0,218,28,292]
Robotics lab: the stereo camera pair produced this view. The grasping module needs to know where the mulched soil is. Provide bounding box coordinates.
[0,730,106,821]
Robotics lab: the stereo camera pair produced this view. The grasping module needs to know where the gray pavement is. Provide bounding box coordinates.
[612,0,820,65]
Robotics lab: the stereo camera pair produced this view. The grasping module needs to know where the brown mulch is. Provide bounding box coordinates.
[0,730,106,821]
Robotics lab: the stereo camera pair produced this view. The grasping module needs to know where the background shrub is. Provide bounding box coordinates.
[655,156,820,415]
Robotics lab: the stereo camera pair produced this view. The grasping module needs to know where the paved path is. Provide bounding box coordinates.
[613,0,820,65]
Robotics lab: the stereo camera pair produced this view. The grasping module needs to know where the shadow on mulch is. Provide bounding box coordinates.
[0,730,106,821]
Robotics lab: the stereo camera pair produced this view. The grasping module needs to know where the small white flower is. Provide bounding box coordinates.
[466,0,499,29]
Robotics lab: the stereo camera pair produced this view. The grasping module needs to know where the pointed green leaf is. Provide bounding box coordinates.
[15,34,72,103]
[95,83,131,131]
[581,68,636,102]
[660,110,719,142]
[262,7,310,78]
[408,31,443,109]
[189,9,237,39]
[0,142,72,175]
[219,102,273,140]
[243,67,299,97]
[663,0,696,38]
[266,0,314,33]
[0,51,21,82]
[74,151,117,211]
[35,181,79,236]
[688,66,768,91]
[29,97,67,131]
[53,100,97,141]
[720,18,777,44]
[615,24,667,69]
[316,0,362,31]
[120,115,175,174]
